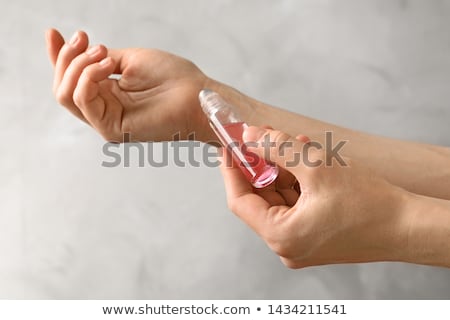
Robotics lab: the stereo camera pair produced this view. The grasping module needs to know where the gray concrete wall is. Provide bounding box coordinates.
[1,0,449,299]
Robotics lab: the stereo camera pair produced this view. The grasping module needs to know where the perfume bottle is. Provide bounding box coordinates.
[199,89,278,188]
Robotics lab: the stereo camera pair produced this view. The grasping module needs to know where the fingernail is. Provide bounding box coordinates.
[86,45,100,56]
[69,31,79,45]
[243,126,266,143]
[295,134,310,144]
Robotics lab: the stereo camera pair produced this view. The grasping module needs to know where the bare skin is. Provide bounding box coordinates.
[219,127,450,268]
[46,29,450,199]
[46,29,450,268]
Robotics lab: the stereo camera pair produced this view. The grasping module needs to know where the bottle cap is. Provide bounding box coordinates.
[198,89,225,116]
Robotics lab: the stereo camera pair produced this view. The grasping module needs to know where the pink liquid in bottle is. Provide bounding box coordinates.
[199,89,278,188]
[219,122,278,188]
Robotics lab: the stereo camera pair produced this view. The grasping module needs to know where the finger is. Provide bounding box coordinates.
[273,168,300,206]
[253,187,289,207]
[48,30,90,123]
[105,48,127,75]
[45,28,65,67]
[53,30,89,93]
[277,188,299,207]
[248,166,298,207]
[276,167,297,190]
[73,57,123,141]
[56,44,108,108]
[295,134,310,144]
[218,149,272,234]
[243,126,308,177]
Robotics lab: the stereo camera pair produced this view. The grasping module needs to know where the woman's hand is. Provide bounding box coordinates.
[46,29,213,142]
[220,126,411,268]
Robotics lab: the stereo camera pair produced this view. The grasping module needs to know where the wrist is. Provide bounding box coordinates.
[360,183,413,264]
[198,78,263,144]
[400,192,450,267]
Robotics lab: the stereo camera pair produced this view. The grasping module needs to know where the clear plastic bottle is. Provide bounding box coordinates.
[199,89,278,188]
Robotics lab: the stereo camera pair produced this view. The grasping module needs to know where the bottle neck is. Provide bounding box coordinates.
[199,89,242,125]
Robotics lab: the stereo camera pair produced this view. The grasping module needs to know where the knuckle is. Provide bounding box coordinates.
[227,199,239,214]
[58,44,73,60]
[58,45,82,68]
[72,87,84,107]
[268,130,293,159]
[266,235,296,260]
[272,244,294,260]
[72,70,92,107]
[100,131,122,143]
[80,66,95,81]
[78,65,94,85]
[271,130,291,145]
[280,257,302,269]
[265,223,308,262]
[55,88,71,106]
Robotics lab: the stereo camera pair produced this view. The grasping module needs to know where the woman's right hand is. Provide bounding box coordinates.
[219,126,414,268]
[46,28,215,142]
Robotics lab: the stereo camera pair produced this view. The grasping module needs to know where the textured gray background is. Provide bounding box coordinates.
[1,0,450,299]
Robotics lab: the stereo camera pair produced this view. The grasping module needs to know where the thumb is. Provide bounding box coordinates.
[243,126,307,176]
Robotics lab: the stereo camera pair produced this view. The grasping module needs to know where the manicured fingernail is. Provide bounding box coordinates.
[86,45,100,56]
[295,134,310,144]
[99,57,111,66]
[69,32,79,45]
[243,126,266,143]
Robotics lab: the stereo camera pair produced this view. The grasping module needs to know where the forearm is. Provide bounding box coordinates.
[204,79,450,199]
[401,193,450,267]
